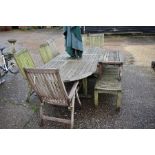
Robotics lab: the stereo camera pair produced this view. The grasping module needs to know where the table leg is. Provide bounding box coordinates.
[82,78,87,96]
[94,90,99,107]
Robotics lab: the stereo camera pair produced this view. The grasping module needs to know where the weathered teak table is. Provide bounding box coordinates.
[41,48,104,96]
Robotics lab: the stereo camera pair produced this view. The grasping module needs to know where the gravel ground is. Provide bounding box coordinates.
[0,29,155,129]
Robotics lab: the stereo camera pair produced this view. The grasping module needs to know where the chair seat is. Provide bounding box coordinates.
[96,65,122,91]
[43,98,68,107]
[95,78,121,91]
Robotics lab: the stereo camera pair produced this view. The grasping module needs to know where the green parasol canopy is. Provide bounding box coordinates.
[63,26,83,58]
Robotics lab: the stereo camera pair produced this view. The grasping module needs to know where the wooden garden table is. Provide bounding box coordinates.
[41,48,102,96]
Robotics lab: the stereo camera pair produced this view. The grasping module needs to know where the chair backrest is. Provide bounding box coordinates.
[47,39,59,57]
[14,49,36,78]
[39,43,53,64]
[83,33,104,48]
[102,65,120,80]
[24,68,69,106]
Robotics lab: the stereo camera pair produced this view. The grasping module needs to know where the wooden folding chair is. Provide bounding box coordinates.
[83,33,104,48]
[47,39,59,57]
[13,49,36,102]
[94,65,122,110]
[39,42,59,64]
[24,68,81,128]
[39,43,53,64]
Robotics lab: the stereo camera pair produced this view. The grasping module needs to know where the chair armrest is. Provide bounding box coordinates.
[68,81,79,100]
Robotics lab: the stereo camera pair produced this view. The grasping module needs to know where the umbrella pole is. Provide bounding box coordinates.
[75,50,78,58]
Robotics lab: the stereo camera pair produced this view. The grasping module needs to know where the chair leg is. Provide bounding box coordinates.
[116,91,122,111]
[71,95,75,129]
[26,85,34,102]
[94,90,99,107]
[39,102,44,127]
[82,78,87,96]
[76,89,81,106]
